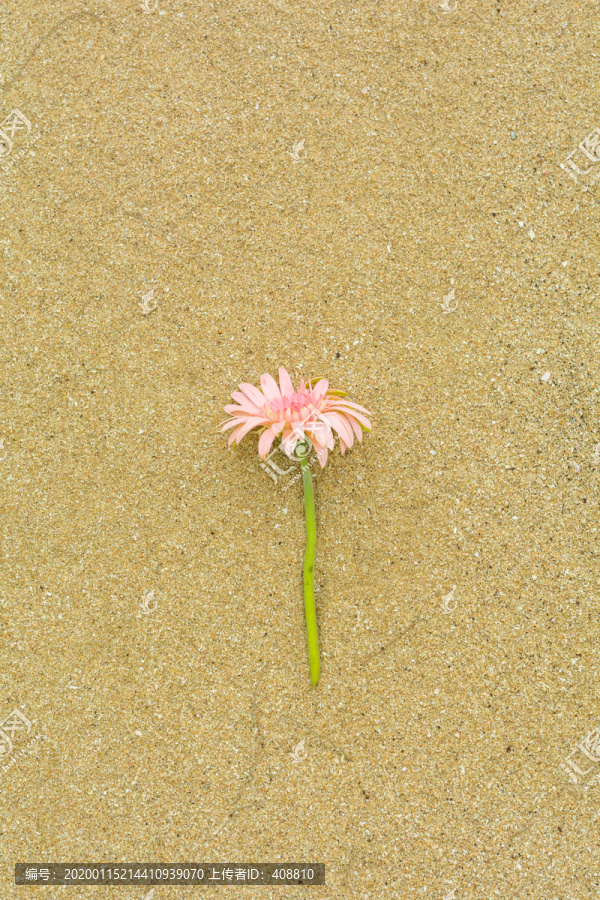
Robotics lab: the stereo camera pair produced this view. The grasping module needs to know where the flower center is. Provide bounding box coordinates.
[264,391,324,425]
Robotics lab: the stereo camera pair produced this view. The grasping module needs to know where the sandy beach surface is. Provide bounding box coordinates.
[1,0,599,897]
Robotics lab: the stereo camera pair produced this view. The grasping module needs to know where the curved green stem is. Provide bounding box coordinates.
[300,447,320,686]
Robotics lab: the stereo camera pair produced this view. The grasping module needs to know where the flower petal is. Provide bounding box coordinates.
[260,373,282,401]
[334,398,371,415]
[221,416,255,432]
[310,417,335,449]
[323,411,354,446]
[227,422,246,446]
[222,413,269,429]
[311,378,329,403]
[278,367,295,399]
[348,415,364,441]
[239,382,267,408]
[281,427,303,456]
[315,445,329,467]
[336,413,355,448]
[224,403,265,417]
[231,390,262,411]
[331,405,371,430]
[258,421,284,459]
[228,416,266,445]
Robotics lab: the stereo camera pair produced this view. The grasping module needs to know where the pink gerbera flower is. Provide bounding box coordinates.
[221,367,372,687]
[220,367,371,467]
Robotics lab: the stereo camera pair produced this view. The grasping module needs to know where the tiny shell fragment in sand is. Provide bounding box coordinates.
[540,371,551,382]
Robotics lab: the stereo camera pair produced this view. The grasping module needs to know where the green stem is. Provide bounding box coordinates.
[300,446,320,686]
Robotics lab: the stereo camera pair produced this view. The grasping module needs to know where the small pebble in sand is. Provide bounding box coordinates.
[540,371,551,383]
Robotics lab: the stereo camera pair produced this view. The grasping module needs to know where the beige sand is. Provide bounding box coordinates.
[1,0,599,897]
